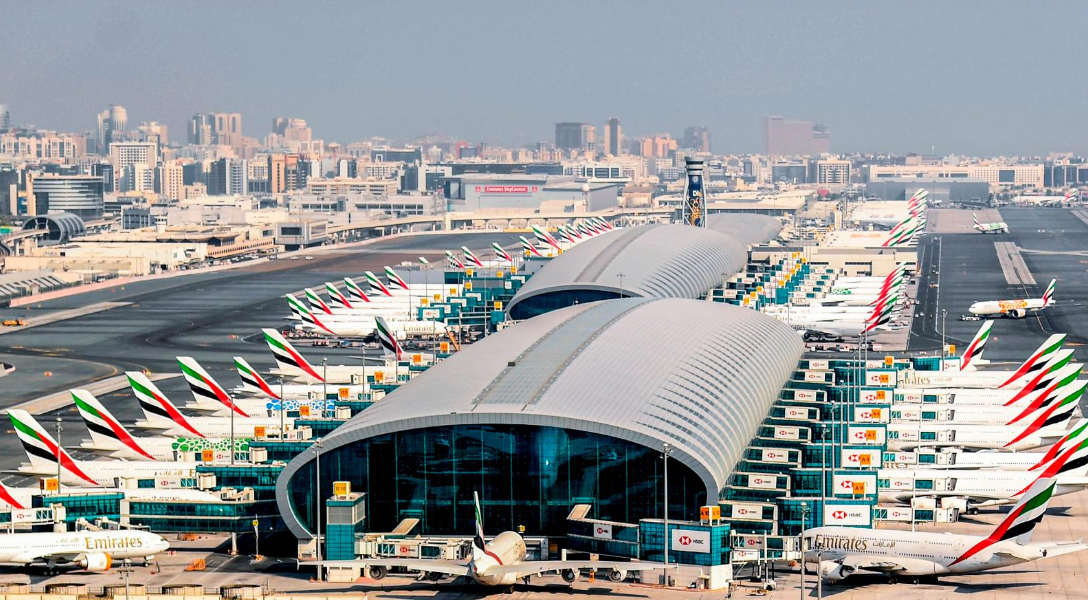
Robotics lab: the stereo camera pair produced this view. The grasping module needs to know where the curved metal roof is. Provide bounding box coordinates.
[276,297,804,538]
[22,213,86,242]
[506,216,780,319]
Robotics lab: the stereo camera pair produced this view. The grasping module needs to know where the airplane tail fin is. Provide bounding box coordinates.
[959,320,995,371]
[263,328,325,383]
[1042,279,1057,307]
[305,288,333,315]
[472,491,488,563]
[973,213,981,230]
[445,250,465,270]
[8,409,99,485]
[1001,334,1067,388]
[384,266,410,291]
[178,357,249,417]
[375,316,403,361]
[519,236,542,257]
[1032,419,1088,471]
[234,356,280,399]
[953,477,1056,565]
[365,271,393,297]
[461,246,483,267]
[532,225,562,250]
[325,282,353,309]
[1007,364,1082,422]
[1019,420,1088,494]
[1004,380,1084,448]
[127,371,205,438]
[287,293,335,335]
[492,242,513,263]
[71,389,156,460]
[343,277,370,303]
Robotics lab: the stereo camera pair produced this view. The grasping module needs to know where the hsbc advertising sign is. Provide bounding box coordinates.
[853,406,887,423]
[733,534,765,549]
[760,448,791,464]
[832,473,877,496]
[729,503,765,520]
[792,390,819,401]
[592,523,612,539]
[841,448,883,468]
[848,426,886,445]
[866,370,897,386]
[773,426,802,441]
[748,474,780,490]
[881,506,914,522]
[824,504,871,526]
[671,529,711,554]
[783,406,812,421]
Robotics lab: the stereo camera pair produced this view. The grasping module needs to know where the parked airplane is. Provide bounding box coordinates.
[9,410,196,486]
[264,328,407,384]
[72,390,188,461]
[973,213,1009,234]
[806,478,1086,583]
[969,280,1056,318]
[0,529,170,572]
[127,372,289,438]
[897,342,1071,390]
[884,381,1080,451]
[288,294,449,339]
[317,492,661,586]
[905,419,1088,472]
[233,356,343,410]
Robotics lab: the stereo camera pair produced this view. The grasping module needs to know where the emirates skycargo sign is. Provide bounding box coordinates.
[476,185,537,194]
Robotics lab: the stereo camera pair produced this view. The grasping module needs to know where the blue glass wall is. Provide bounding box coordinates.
[287,425,705,539]
[507,290,622,320]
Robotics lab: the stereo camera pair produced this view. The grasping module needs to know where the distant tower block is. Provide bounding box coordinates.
[682,158,706,227]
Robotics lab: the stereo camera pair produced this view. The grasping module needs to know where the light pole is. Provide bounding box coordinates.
[815,545,824,599]
[55,416,62,493]
[799,502,809,597]
[821,425,828,501]
[941,309,948,365]
[321,358,328,419]
[314,439,323,581]
[662,442,672,587]
[617,272,625,299]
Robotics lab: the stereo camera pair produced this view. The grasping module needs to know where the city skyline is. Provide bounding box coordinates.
[2,1,1086,155]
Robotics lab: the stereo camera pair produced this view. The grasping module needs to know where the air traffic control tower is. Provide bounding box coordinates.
[682,158,707,227]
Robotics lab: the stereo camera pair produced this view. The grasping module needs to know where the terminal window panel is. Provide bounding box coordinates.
[289,425,707,538]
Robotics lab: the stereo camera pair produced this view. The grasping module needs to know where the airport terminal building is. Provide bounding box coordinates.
[276,297,805,539]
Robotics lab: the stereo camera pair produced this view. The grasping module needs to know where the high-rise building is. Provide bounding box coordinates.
[763,115,830,156]
[109,141,158,172]
[188,114,213,145]
[635,134,677,159]
[682,126,711,153]
[207,158,249,196]
[29,173,105,219]
[137,122,168,146]
[555,122,596,151]
[97,105,127,151]
[603,117,622,157]
[156,162,184,201]
[120,162,154,193]
[0,104,10,131]
[268,154,286,193]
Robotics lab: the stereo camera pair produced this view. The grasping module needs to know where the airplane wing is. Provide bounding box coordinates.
[483,560,664,578]
[317,558,470,578]
[1030,541,1088,559]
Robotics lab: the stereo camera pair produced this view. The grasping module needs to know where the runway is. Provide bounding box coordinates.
[0,231,518,481]
[909,208,1088,362]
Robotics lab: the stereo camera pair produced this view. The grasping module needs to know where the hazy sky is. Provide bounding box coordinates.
[3,1,1086,156]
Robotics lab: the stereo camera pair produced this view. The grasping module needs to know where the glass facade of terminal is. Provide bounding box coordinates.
[288,425,706,538]
[507,290,622,320]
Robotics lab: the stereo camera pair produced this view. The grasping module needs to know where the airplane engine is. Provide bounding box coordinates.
[560,569,578,583]
[607,569,627,582]
[77,552,112,572]
[1011,309,1026,319]
[367,565,388,580]
[818,560,853,583]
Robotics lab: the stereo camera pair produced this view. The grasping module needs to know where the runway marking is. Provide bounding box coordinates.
[993,241,1037,286]
[1071,209,1088,227]
[0,302,131,335]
